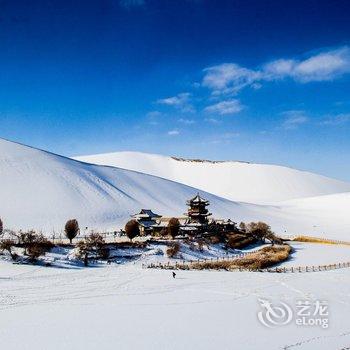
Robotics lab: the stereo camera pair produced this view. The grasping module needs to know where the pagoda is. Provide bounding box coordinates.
[131,209,162,235]
[185,193,212,225]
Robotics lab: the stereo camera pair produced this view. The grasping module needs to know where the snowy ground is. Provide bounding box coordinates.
[2,138,350,349]
[281,242,350,267]
[1,245,350,350]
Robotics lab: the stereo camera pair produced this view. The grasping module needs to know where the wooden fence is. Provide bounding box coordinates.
[141,249,260,270]
[143,260,350,273]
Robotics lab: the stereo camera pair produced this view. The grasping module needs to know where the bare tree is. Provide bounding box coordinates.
[245,221,281,244]
[265,232,284,246]
[125,220,140,241]
[65,219,80,244]
[20,231,53,262]
[239,221,246,233]
[0,239,17,260]
[167,217,180,239]
[166,241,180,258]
[76,233,108,266]
[19,230,37,255]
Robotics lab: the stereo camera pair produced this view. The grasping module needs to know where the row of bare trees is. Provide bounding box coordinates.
[0,230,53,262]
[1,216,281,245]
[123,218,282,245]
[0,217,119,266]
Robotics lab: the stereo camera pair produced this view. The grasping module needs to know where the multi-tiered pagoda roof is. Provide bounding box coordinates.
[185,193,212,224]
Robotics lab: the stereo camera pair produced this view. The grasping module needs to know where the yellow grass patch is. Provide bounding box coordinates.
[191,245,292,271]
[293,236,350,246]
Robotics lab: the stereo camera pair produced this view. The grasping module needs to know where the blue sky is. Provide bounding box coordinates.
[1,0,350,180]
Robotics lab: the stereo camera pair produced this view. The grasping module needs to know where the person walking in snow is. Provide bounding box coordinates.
[172,271,176,278]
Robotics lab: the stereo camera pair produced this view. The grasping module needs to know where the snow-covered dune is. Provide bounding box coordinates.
[75,151,350,203]
[276,192,350,239]
[1,138,350,240]
[0,138,273,233]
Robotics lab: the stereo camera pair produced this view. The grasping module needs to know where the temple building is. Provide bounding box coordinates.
[222,218,238,233]
[185,193,212,225]
[131,209,162,235]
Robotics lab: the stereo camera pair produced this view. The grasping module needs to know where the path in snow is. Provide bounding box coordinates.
[0,261,350,350]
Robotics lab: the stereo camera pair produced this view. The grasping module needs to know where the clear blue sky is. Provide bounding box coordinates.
[1,0,350,180]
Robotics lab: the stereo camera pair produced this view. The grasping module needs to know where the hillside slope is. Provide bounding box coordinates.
[1,139,350,240]
[0,138,274,232]
[75,151,350,203]
[276,192,350,239]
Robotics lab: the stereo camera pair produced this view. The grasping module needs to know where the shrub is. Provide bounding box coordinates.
[239,222,246,232]
[232,245,291,270]
[167,217,180,239]
[197,239,205,252]
[19,232,53,262]
[245,221,279,243]
[191,260,232,271]
[226,234,256,249]
[265,232,284,245]
[76,233,108,266]
[192,245,292,271]
[160,227,168,237]
[125,220,140,241]
[166,241,180,258]
[208,234,221,244]
[188,239,206,252]
[0,239,17,260]
[19,230,37,255]
[64,219,80,244]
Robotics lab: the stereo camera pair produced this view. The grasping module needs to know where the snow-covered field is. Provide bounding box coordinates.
[1,259,350,350]
[1,137,350,349]
[281,242,350,267]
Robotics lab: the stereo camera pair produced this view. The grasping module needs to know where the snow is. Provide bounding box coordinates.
[75,151,350,203]
[280,242,350,267]
[1,140,349,349]
[0,138,262,232]
[2,138,350,240]
[1,261,350,350]
[271,192,350,240]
